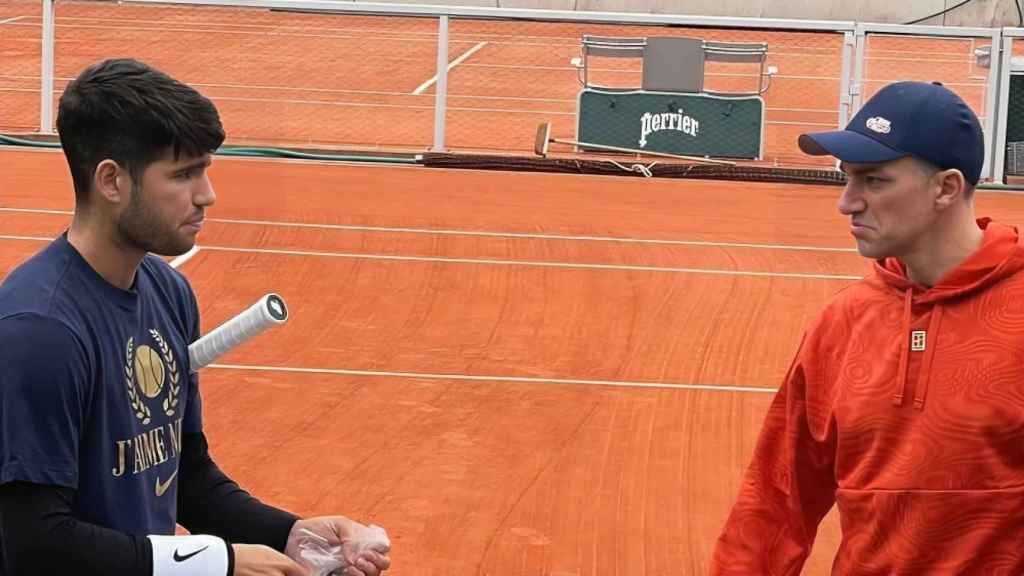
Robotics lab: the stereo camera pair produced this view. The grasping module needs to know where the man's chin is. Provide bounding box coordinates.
[855,240,888,260]
[150,239,195,258]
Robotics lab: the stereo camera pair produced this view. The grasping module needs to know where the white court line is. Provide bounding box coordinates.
[205,218,858,252]
[0,235,202,269]
[0,16,26,24]
[197,244,863,280]
[0,236,783,394]
[413,41,488,95]
[0,236,860,279]
[169,245,201,269]
[0,234,50,242]
[0,208,71,215]
[0,207,859,253]
[207,362,779,393]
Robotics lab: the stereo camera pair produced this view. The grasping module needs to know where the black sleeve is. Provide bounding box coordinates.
[0,481,152,575]
[177,432,300,552]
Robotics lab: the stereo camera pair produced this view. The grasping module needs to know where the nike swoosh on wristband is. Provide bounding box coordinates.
[173,545,210,562]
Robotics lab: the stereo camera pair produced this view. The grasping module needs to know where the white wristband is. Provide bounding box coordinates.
[148,534,232,576]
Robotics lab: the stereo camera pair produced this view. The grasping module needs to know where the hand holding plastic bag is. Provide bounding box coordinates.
[295,524,391,576]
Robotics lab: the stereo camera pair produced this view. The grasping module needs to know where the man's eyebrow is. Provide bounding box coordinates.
[841,163,885,176]
[173,157,212,173]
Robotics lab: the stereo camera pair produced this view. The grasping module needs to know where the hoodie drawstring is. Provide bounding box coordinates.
[891,287,944,410]
[913,305,943,410]
[892,288,913,407]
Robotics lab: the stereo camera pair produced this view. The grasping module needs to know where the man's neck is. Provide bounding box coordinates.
[67,213,145,291]
[902,209,983,288]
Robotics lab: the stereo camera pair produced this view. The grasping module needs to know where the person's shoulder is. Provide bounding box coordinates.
[802,275,887,342]
[0,236,76,319]
[0,312,91,415]
[0,311,85,362]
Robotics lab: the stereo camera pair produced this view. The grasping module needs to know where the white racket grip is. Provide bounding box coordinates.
[188,293,288,372]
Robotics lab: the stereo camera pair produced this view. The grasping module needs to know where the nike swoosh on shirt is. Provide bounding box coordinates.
[155,469,179,497]
[173,545,209,562]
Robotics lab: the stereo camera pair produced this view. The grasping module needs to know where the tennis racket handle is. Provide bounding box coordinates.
[188,293,288,372]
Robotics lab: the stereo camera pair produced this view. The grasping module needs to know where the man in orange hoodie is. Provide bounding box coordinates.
[710,80,1024,575]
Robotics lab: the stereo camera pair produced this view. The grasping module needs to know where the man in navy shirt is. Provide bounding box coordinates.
[0,59,390,576]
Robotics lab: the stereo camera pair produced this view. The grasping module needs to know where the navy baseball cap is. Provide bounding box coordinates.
[798,81,985,184]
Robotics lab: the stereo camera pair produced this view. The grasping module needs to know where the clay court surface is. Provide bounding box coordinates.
[3,147,1024,574]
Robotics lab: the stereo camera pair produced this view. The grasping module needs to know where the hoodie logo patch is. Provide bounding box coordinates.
[911,330,926,352]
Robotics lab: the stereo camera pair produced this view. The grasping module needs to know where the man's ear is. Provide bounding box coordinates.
[933,168,966,211]
[93,159,129,205]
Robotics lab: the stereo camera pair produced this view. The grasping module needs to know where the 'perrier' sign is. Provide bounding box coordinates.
[577,89,764,159]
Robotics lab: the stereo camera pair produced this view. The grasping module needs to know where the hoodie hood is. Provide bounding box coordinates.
[870,218,1024,302]
[865,219,1024,409]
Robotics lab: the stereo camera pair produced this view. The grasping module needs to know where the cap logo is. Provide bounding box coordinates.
[866,116,892,134]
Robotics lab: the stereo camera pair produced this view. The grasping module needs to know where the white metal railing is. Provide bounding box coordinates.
[22,0,1024,182]
[39,0,54,134]
[993,27,1024,183]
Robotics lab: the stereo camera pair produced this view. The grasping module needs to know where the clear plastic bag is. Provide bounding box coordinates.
[296,525,391,576]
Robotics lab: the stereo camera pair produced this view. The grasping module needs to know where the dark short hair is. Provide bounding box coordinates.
[913,156,976,200]
[56,58,225,204]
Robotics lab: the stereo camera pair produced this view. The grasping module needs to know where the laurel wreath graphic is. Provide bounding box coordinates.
[124,337,152,425]
[150,329,180,418]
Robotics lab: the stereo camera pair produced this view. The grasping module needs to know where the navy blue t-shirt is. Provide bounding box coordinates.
[0,233,203,536]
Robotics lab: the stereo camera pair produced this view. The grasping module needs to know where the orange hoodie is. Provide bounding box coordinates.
[710,219,1024,575]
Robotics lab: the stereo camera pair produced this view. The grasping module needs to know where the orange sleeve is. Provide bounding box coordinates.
[709,337,837,576]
